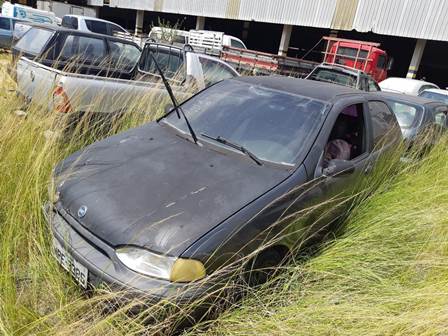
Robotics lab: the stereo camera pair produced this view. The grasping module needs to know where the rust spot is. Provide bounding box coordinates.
[154,0,164,12]
[331,0,359,30]
[226,0,241,19]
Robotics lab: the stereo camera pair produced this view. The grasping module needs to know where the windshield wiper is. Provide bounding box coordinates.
[201,133,263,166]
[147,47,198,144]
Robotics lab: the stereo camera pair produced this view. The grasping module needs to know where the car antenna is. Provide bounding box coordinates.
[147,48,198,144]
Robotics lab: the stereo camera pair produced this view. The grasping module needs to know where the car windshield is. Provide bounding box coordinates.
[163,80,329,165]
[387,101,422,129]
[308,68,357,88]
[419,91,448,104]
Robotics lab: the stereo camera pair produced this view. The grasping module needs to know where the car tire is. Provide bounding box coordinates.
[244,248,285,287]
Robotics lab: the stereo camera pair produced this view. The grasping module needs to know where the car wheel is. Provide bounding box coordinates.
[244,248,285,287]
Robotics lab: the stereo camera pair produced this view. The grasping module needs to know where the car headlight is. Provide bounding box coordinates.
[115,246,206,283]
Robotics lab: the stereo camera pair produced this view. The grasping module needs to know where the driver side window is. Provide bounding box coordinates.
[323,103,366,167]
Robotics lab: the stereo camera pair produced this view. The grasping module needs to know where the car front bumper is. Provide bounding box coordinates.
[44,202,219,306]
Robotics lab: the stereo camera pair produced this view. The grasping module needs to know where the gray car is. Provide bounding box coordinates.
[45,77,402,303]
[373,92,448,144]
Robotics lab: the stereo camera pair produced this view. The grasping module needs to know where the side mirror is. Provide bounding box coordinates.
[164,103,174,115]
[387,57,394,71]
[322,159,355,177]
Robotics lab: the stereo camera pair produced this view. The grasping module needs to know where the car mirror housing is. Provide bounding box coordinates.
[323,159,355,177]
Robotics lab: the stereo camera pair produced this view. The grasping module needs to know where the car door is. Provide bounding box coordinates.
[365,100,402,165]
[280,98,374,248]
[14,27,56,103]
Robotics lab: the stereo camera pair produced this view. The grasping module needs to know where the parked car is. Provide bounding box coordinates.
[61,15,130,37]
[379,77,439,96]
[419,88,448,104]
[45,77,401,300]
[374,92,447,144]
[306,63,381,92]
[0,15,28,49]
[13,25,238,119]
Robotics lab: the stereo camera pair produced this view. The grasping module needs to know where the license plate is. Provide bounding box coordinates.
[52,238,88,288]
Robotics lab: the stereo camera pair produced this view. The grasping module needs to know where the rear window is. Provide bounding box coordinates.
[59,34,106,65]
[108,40,140,71]
[198,56,236,87]
[336,47,368,60]
[0,17,11,30]
[15,28,53,55]
[85,19,108,35]
[387,101,421,128]
[61,16,78,30]
[308,68,357,88]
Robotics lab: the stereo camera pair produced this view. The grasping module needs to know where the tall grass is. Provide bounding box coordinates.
[0,49,447,336]
[191,139,448,335]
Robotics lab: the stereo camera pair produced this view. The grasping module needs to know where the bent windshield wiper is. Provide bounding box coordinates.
[147,47,198,144]
[201,133,263,166]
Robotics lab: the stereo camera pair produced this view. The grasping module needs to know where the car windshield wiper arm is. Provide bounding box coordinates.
[201,133,263,166]
[147,48,198,144]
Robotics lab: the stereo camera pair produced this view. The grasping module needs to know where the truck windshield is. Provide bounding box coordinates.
[163,79,328,165]
[308,68,357,88]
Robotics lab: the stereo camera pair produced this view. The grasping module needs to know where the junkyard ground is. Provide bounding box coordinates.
[0,51,448,335]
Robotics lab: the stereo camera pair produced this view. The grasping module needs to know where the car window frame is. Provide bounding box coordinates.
[14,27,56,59]
[106,38,141,74]
[367,99,401,151]
[138,43,186,82]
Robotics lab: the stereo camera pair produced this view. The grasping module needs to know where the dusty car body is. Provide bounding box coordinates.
[374,92,447,143]
[306,63,381,92]
[46,77,402,301]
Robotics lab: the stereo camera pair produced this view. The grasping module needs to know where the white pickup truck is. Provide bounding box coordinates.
[149,27,247,52]
[13,24,239,120]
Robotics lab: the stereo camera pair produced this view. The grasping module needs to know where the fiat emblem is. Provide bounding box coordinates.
[77,205,88,218]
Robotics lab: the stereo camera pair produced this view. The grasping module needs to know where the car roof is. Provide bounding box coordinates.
[379,77,438,88]
[421,88,448,96]
[22,23,139,46]
[235,76,363,102]
[372,91,442,106]
[63,15,119,24]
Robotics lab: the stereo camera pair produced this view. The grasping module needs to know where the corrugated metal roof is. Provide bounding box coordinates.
[94,0,448,41]
[353,0,448,41]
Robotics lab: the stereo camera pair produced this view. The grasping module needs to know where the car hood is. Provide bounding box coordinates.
[55,122,291,256]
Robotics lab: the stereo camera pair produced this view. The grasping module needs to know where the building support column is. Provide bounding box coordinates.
[242,21,250,41]
[278,24,292,56]
[196,16,205,30]
[135,10,144,36]
[407,39,427,79]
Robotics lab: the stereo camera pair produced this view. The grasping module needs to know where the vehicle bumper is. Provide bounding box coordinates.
[43,202,218,305]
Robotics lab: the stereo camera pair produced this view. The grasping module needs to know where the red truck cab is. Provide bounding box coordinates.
[323,37,390,83]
